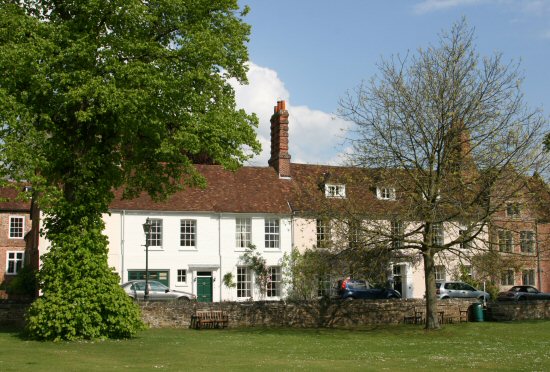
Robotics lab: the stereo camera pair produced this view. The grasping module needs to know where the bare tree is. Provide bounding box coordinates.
[339,19,548,329]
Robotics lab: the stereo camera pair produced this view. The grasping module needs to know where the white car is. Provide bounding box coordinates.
[436,281,490,301]
[121,280,196,301]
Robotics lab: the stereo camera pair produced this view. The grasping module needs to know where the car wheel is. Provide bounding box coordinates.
[478,296,485,302]
[518,296,527,301]
[344,296,354,301]
[178,296,190,302]
[388,295,398,299]
[441,296,450,300]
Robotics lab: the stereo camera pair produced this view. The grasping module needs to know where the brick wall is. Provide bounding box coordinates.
[0,213,32,295]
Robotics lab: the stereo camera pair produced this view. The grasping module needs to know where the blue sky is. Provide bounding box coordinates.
[234,0,550,166]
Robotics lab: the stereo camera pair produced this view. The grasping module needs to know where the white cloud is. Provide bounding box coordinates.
[414,0,485,14]
[231,62,351,166]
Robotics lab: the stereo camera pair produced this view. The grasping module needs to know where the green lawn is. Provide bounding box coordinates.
[1,322,549,371]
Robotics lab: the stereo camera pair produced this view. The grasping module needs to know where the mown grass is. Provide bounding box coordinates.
[1,321,549,371]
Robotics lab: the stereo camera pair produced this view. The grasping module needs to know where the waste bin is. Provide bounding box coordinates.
[471,302,484,322]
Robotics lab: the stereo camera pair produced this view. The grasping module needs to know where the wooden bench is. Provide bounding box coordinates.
[404,307,424,324]
[191,310,229,329]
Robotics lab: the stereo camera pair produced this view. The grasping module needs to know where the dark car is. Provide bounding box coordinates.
[497,285,550,301]
[121,280,196,301]
[337,279,401,300]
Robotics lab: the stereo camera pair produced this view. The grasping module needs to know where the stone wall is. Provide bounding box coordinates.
[487,300,550,321]
[0,302,28,328]
[140,299,478,329]
[3,300,550,329]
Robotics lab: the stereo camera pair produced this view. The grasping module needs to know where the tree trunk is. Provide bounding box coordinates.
[423,248,440,330]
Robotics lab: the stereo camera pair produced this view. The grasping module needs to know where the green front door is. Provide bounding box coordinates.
[197,273,213,303]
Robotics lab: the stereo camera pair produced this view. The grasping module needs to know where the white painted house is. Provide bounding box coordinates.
[106,165,293,302]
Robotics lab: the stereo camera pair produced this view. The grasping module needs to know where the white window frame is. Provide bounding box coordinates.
[501,269,514,286]
[520,231,535,254]
[348,219,362,248]
[264,219,280,249]
[434,265,446,282]
[267,266,281,298]
[391,220,404,249]
[9,216,25,239]
[147,218,163,247]
[376,187,396,201]
[522,269,535,286]
[180,219,196,248]
[237,267,252,298]
[177,269,187,284]
[431,223,444,246]
[236,218,251,249]
[6,251,24,275]
[324,184,346,198]
[316,219,331,248]
[498,230,513,252]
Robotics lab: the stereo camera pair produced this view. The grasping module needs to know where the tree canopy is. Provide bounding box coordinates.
[0,0,260,340]
[339,19,548,329]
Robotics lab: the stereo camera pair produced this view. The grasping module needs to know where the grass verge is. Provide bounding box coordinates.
[1,321,549,371]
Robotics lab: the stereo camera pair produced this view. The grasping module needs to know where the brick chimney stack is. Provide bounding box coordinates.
[268,100,291,178]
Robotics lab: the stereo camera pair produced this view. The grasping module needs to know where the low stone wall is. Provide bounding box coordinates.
[487,300,550,321]
[140,299,477,329]
[0,302,29,328]
[3,299,550,329]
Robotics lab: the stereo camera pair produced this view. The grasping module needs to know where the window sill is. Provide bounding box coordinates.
[178,247,197,252]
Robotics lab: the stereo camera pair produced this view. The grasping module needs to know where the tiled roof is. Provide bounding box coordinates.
[0,186,31,212]
[110,165,293,214]
[289,163,405,218]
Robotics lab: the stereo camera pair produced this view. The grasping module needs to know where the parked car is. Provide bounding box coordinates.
[436,281,490,301]
[121,280,196,301]
[337,278,401,300]
[497,285,550,301]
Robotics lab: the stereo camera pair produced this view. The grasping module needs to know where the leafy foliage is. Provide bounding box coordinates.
[25,220,145,341]
[239,245,269,296]
[5,265,38,296]
[0,0,258,340]
[222,272,236,289]
[281,249,334,300]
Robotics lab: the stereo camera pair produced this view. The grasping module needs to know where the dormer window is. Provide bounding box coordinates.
[377,187,396,201]
[325,184,346,198]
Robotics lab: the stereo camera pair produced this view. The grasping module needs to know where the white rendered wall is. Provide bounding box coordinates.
[106,210,292,302]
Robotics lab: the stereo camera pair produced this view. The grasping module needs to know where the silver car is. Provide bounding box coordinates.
[436,281,490,301]
[122,280,196,301]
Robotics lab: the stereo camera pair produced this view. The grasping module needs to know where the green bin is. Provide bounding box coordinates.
[471,302,484,322]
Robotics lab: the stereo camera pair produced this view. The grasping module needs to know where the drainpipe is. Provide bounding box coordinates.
[288,202,295,300]
[536,222,542,290]
[121,210,126,283]
[219,213,223,302]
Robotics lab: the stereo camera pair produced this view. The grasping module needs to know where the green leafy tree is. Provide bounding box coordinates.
[339,19,548,329]
[0,0,260,340]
